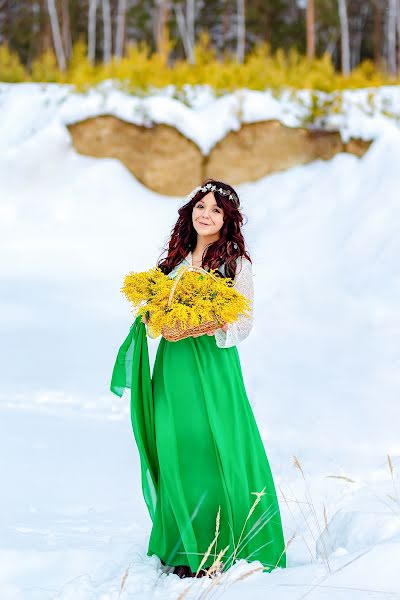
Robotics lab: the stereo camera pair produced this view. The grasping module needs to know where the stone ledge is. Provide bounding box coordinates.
[67,115,372,196]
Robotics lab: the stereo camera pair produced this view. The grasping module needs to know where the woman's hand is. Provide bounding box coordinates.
[207,322,229,334]
[192,323,229,338]
[141,314,149,325]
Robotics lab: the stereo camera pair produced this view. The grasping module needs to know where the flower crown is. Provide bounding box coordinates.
[187,182,240,207]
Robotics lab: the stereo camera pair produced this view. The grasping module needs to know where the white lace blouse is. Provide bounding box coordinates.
[145,251,254,348]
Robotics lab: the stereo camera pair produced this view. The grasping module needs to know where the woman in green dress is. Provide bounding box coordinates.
[110,179,286,579]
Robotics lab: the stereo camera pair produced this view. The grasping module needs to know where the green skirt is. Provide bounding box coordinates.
[110,316,286,573]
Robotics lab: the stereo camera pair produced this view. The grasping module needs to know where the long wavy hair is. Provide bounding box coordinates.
[157,178,252,280]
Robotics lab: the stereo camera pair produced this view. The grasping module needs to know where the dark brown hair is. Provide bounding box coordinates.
[156,178,251,280]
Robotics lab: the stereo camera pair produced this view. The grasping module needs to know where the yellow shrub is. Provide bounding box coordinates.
[2,38,400,93]
[67,39,99,91]
[193,30,218,66]
[0,44,26,82]
[30,49,63,83]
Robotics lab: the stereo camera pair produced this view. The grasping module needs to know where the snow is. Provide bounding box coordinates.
[1,82,400,154]
[0,82,399,599]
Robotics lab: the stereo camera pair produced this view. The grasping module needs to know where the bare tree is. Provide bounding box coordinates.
[236,0,245,63]
[61,0,72,60]
[372,0,382,67]
[102,0,112,63]
[306,0,315,59]
[222,0,230,51]
[88,0,97,63]
[338,0,350,74]
[28,1,42,64]
[350,3,370,69]
[174,0,204,63]
[186,0,195,52]
[37,0,52,53]
[388,0,397,74]
[153,0,171,58]
[154,0,171,60]
[115,0,127,60]
[397,0,400,71]
[323,29,340,57]
[173,2,194,63]
[47,0,66,70]
[0,0,8,44]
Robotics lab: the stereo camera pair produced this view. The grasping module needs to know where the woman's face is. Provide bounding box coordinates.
[192,192,224,238]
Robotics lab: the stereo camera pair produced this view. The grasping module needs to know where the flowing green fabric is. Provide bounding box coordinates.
[110,316,287,573]
[110,315,158,522]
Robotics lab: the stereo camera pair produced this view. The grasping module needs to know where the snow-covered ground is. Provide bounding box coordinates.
[0,83,399,599]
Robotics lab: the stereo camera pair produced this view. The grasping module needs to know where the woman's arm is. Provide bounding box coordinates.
[214,257,254,349]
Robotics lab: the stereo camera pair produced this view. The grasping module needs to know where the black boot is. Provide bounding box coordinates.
[173,564,210,578]
[173,564,193,578]
[193,568,209,578]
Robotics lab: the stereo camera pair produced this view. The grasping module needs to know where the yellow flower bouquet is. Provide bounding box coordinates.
[120,264,251,341]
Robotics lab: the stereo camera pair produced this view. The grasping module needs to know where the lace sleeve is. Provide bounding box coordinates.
[214,257,254,349]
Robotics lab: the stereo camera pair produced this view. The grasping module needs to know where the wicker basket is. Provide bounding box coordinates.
[161,265,223,342]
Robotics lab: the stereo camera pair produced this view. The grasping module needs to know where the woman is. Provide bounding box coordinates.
[110,178,286,579]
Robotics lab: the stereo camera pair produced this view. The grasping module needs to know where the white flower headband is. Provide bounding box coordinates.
[187,182,240,207]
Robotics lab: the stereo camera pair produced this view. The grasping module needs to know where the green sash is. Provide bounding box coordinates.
[110,315,158,521]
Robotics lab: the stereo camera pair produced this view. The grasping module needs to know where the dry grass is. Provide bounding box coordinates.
[293,455,332,574]
[171,453,400,600]
[276,455,333,577]
[294,546,374,600]
[290,453,400,599]
[326,453,400,518]
[229,486,266,566]
[176,484,292,600]
[387,454,400,506]
[174,453,328,599]
[118,564,130,599]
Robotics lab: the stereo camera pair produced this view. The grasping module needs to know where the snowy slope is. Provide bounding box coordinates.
[0,83,399,599]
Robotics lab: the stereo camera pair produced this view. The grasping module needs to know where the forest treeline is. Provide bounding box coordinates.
[1,1,400,91]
